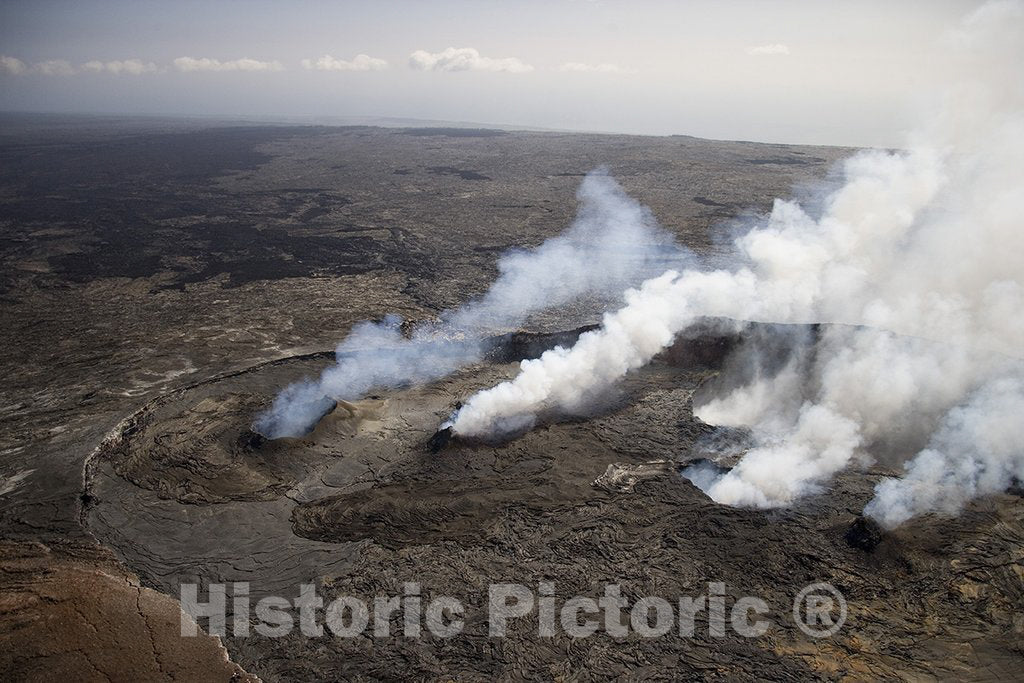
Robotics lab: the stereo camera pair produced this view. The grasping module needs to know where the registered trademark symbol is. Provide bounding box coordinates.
[793,582,847,638]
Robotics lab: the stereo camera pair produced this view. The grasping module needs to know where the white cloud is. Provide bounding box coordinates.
[173,57,285,72]
[746,43,790,56]
[408,47,533,73]
[81,59,159,75]
[0,55,29,76]
[2,56,161,77]
[300,53,388,71]
[558,61,636,74]
[34,59,76,76]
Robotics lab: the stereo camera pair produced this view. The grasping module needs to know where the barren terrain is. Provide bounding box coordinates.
[2,115,1021,680]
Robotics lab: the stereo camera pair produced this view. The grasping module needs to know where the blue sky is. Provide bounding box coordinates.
[0,0,982,146]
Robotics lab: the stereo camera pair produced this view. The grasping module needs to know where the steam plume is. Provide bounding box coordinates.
[451,0,1024,526]
[255,171,689,438]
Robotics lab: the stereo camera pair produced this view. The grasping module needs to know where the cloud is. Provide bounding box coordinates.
[81,59,159,75]
[34,59,75,76]
[746,43,790,56]
[3,55,159,76]
[300,53,388,71]
[408,47,533,73]
[558,61,636,74]
[173,57,285,72]
[0,55,29,76]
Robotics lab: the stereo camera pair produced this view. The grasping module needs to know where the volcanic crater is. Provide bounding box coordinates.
[82,321,1024,680]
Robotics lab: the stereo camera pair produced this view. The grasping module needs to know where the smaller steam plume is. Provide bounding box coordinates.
[865,375,1024,527]
[254,171,690,438]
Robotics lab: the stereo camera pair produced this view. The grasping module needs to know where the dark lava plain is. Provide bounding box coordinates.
[1,115,1022,681]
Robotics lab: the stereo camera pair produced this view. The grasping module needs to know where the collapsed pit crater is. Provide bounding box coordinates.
[89,320,815,552]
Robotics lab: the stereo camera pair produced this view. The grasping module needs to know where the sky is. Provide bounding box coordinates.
[0,0,987,147]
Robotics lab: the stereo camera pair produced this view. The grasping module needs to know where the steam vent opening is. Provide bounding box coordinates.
[251,394,338,441]
[845,515,885,552]
[427,426,454,453]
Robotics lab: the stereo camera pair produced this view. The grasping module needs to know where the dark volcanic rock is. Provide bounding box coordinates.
[427,165,492,181]
[427,425,453,453]
[845,515,885,552]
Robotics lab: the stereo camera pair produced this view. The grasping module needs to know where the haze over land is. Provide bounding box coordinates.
[0,0,990,147]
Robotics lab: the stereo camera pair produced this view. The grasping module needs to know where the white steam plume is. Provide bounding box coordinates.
[451,0,1024,526]
[865,376,1024,526]
[254,171,690,438]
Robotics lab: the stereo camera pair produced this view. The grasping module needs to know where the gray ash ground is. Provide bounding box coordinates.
[2,115,1023,680]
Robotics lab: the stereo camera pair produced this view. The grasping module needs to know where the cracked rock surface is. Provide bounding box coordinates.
[0,539,256,681]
